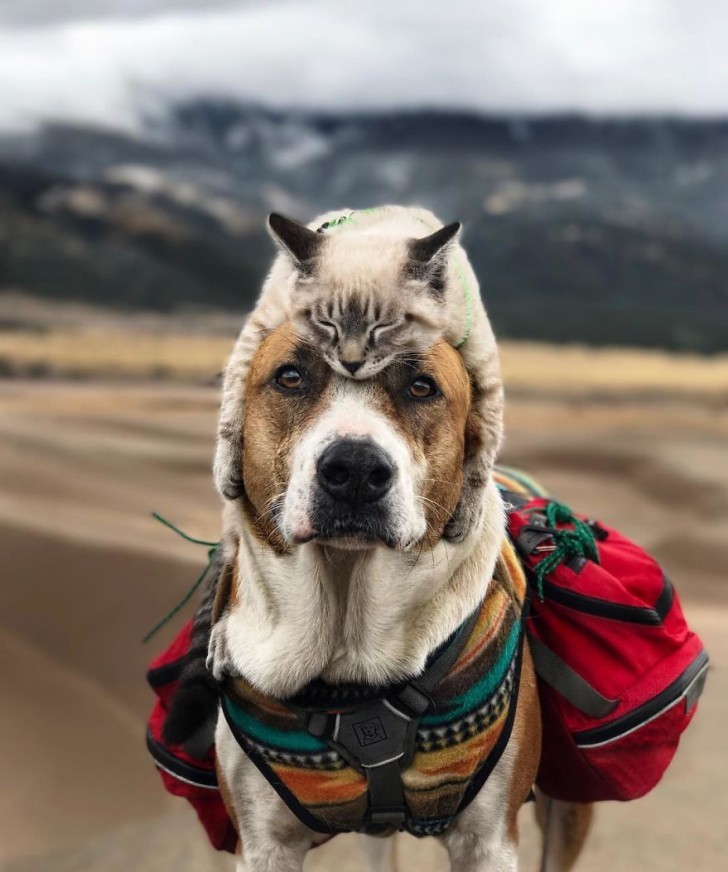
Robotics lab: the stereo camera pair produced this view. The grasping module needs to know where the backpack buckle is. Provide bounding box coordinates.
[516,525,554,557]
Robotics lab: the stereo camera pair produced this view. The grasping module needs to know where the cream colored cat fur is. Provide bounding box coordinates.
[214,205,503,542]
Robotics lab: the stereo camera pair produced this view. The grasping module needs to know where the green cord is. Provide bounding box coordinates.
[151,512,220,548]
[533,502,599,601]
[142,513,222,644]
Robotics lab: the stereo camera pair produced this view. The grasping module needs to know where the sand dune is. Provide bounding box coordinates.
[1,378,726,870]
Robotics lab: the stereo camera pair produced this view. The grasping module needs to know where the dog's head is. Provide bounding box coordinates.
[238,322,477,553]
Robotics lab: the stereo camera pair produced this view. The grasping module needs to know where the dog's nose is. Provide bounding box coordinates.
[317,439,394,505]
[341,360,363,375]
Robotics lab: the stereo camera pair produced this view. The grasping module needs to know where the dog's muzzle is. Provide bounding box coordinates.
[317,439,394,506]
[312,438,397,544]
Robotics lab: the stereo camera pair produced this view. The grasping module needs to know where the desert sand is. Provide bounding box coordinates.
[1,373,726,871]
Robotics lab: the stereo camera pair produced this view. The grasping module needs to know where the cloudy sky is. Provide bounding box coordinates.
[0,0,726,131]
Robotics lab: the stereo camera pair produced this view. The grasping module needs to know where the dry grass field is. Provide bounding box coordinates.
[4,321,728,403]
[0,315,726,871]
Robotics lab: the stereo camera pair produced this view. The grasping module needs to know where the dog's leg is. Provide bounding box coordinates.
[359,834,396,871]
[444,824,518,872]
[440,745,521,872]
[441,641,541,871]
[216,718,314,872]
[534,791,593,872]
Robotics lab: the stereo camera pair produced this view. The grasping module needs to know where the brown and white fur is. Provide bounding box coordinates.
[213,206,503,542]
[208,322,591,870]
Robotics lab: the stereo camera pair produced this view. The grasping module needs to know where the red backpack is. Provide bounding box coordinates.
[496,468,708,802]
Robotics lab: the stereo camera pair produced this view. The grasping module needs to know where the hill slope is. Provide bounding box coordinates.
[2,109,728,350]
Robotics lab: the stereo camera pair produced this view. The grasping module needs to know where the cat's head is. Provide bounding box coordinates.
[267,212,461,380]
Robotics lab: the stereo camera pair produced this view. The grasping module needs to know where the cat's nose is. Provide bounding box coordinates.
[341,360,364,375]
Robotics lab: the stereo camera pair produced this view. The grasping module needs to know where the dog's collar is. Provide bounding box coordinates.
[218,541,527,838]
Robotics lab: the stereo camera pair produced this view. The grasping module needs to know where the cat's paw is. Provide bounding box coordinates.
[444,485,485,543]
[207,622,234,681]
[219,475,245,501]
[213,439,245,500]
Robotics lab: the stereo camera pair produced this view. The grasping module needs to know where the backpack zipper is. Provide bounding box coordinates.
[535,573,674,625]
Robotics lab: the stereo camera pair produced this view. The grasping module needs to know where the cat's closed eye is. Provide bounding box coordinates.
[315,319,339,341]
[368,322,399,346]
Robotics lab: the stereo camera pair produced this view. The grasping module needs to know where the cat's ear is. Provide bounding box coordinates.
[267,213,322,266]
[408,222,461,265]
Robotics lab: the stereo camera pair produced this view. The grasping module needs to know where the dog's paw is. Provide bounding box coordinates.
[444,485,485,543]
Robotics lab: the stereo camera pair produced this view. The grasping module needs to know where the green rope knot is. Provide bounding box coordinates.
[142,513,222,644]
[533,501,599,601]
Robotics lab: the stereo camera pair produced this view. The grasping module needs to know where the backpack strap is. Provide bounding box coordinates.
[528,635,619,719]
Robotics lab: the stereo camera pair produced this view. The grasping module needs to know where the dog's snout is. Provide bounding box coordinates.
[317,439,394,506]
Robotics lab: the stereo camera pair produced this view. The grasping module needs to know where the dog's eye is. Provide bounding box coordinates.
[275,366,304,391]
[407,376,438,400]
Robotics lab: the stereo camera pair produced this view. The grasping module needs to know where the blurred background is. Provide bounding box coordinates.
[0,1,726,870]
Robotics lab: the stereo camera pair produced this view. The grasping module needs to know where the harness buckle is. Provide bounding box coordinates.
[368,807,407,827]
[305,690,427,831]
[307,711,332,738]
[394,682,431,717]
[330,700,416,772]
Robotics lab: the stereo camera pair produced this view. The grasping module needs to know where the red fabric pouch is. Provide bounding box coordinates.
[506,495,708,802]
[146,621,238,853]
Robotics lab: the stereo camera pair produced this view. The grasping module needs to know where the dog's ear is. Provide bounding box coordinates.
[408,222,461,265]
[267,213,322,266]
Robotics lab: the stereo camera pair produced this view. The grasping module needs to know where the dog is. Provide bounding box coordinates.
[204,319,592,871]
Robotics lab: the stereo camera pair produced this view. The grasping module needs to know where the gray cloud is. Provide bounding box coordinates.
[0,1,243,28]
[0,0,726,131]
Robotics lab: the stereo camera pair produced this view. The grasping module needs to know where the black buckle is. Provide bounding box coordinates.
[368,807,406,826]
[516,525,554,557]
[303,684,435,832]
[307,711,332,738]
[394,683,431,718]
[330,700,415,772]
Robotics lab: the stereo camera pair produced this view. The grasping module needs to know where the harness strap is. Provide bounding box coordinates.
[304,604,482,829]
[365,761,409,826]
[416,605,481,693]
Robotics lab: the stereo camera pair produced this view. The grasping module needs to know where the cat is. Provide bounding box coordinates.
[214,205,503,542]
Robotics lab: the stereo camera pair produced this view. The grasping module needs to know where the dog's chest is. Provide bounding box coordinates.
[219,547,526,838]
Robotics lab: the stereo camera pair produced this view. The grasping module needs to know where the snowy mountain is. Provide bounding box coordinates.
[2,104,728,350]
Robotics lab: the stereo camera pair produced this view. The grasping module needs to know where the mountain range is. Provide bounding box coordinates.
[1,103,727,351]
